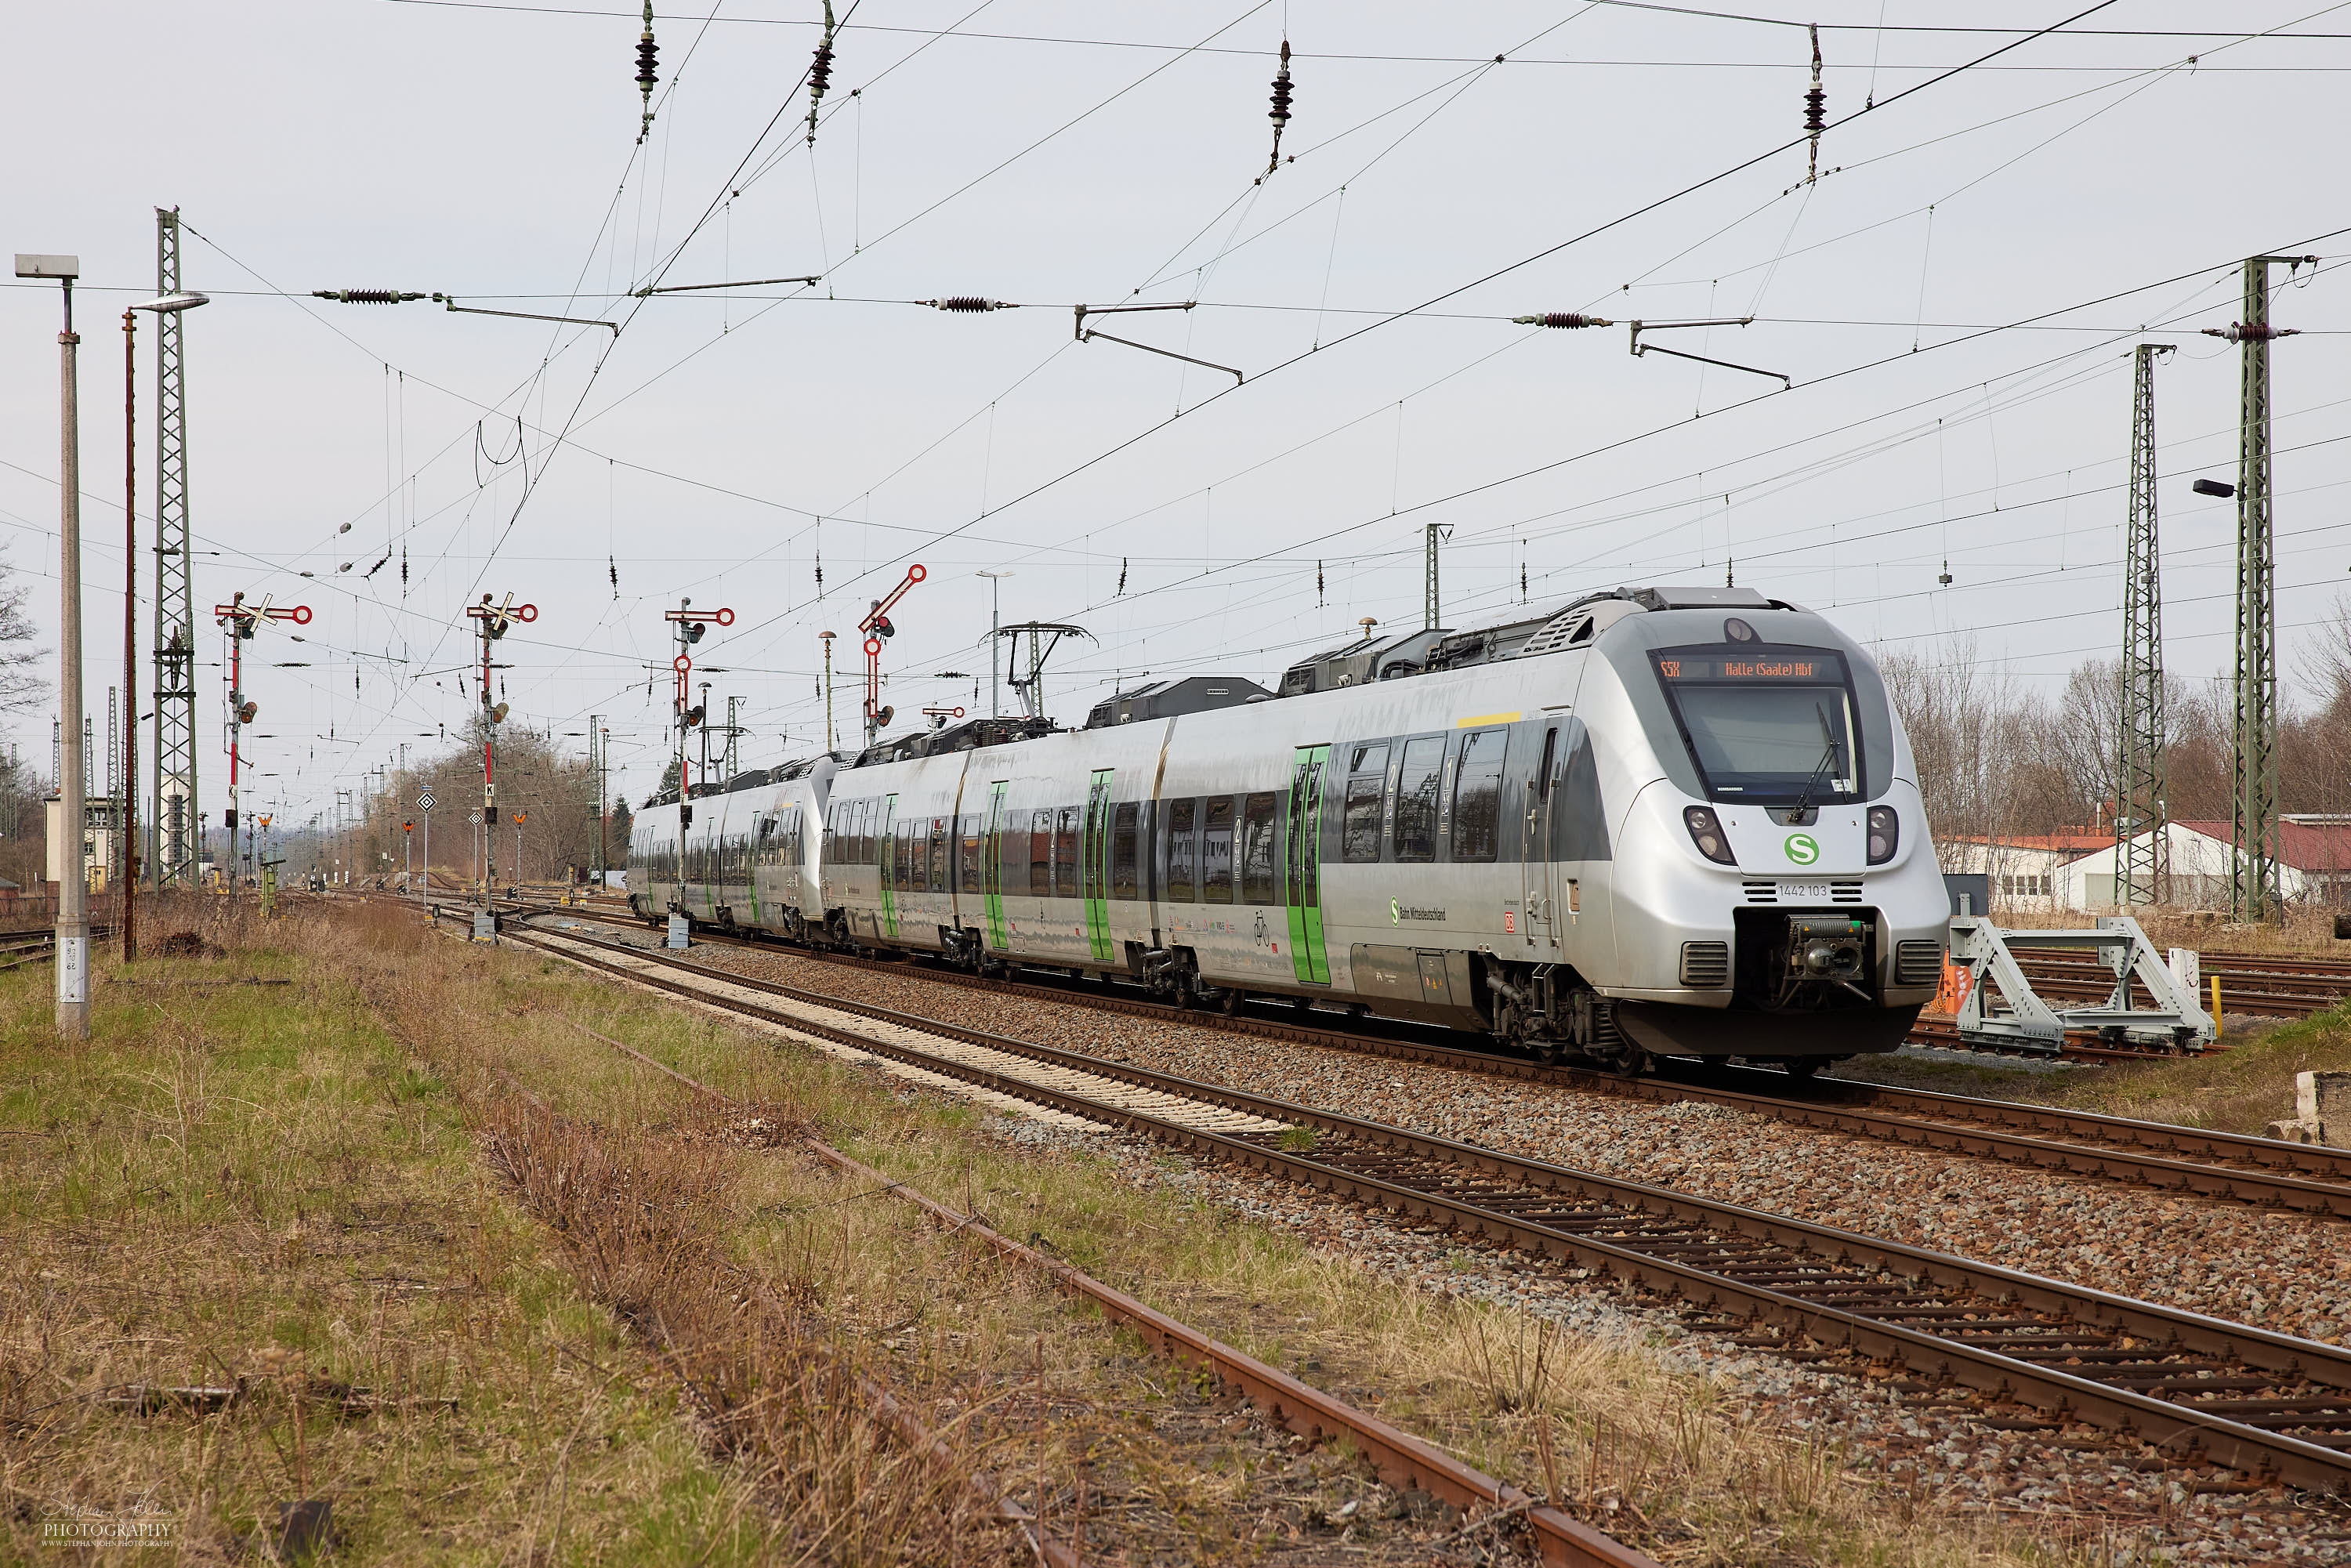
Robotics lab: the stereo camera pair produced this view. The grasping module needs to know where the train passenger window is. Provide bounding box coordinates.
[1393,737,1446,862]
[1029,809,1052,896]
[960,814,983,893]
[998,810,1025,897]
[861,800,878,865]
[1111,802,1139,900]
[1166,799,1197,901]
[1451,729,1508,864]
[1241,792,1280,904]
[929,818,949,892]
[1342,742,1389,864]
[1054,808,1080,898]
[1201,798,1235,903]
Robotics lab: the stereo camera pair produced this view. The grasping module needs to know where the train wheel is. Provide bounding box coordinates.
[1610,1048,1648,1079]
[1780,1057,1824,1081]
[1221,990,1244,1016]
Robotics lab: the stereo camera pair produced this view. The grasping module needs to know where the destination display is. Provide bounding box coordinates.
[1653,649,1844,683]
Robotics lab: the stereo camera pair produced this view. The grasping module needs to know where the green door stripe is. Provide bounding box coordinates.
[1288,744,1332,985]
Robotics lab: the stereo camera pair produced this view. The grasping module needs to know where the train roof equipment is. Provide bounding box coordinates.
[1084,675,1273,729]
[857,713,1058,766]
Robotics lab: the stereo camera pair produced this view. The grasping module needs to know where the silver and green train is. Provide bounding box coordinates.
[628,585,1949,1071]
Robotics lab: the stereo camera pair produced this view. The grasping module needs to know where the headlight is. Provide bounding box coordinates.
[1683,806,1736,866]
[1867,805,1898,865]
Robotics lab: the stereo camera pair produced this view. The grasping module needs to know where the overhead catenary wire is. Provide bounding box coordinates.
[139,3,2349,798]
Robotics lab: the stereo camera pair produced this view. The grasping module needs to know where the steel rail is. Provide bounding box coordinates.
[505,918,2351,1494]
[472,917,1657,1568]
[512,902,2351,1216]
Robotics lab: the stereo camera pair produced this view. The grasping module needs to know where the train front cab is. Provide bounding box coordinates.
[1576,603,1947,1064]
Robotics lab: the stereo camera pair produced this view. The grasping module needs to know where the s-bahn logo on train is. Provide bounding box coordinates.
[1784,832,1820,866]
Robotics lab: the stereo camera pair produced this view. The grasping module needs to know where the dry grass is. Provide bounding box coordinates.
[2020,999,2351,1135]
[0,902,756,1564]
[480,1097,1027,1564]
[4,898,2145,1564]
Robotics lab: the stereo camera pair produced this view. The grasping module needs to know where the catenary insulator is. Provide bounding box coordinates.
[926,297,1012,312]
[1512,312,1614,329]
[1264,38,1294,173]
[636,1,659,141]
[1802,23,1824,183]
[2201,323,2300,345]
[311,290,425,304]
[806,1,837,146]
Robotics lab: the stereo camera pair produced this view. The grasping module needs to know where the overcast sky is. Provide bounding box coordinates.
[7,0,2349,827]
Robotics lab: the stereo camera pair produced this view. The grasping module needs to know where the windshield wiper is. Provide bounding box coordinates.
[1790,704,1842,814]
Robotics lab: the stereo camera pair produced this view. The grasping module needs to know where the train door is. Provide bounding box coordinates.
[983,781,1010,951]
[878,793,900,939]
[1082,770,1114,962]
[1520,724,1561,952]
[1285,744,1331,984]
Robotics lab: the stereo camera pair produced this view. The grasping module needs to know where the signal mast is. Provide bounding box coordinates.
[212,592,310,885]
[661,599,733,905]
[464,593,537,896]
[860,564,925,746]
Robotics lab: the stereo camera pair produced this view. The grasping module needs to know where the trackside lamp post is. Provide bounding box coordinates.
[661,599,732,911]
[465,594,537,900]
[17,252,89,1034]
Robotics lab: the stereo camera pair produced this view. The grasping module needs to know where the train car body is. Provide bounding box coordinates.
[627,754,836,936]
[627,587,1948,1067]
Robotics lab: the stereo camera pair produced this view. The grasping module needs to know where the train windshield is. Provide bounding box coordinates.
[1650,646,1863,803]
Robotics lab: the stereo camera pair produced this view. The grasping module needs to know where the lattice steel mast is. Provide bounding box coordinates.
[2117,342,2173,906]
[152,208,200,887]
[2204,256,2313,920]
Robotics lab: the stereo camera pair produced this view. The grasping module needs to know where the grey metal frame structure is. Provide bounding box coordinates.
[1948,914,2212,1054]
[151,208,201,887]
[2117,342,2172,905]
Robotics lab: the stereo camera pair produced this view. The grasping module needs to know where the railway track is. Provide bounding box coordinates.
[2014,948,2351,1022]
[447,911,1654,1567]
[486,915,2351,1496]
[500,900,2351,1219]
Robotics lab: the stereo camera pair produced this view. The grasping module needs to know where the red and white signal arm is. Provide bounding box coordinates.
[711,607,734,626]
[285,605,313,625]
[511,603,538,622]
[864,637,883,657]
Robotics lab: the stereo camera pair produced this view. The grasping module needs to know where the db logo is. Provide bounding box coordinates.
[1784,832,1820,865]
[1503,910,1516,933]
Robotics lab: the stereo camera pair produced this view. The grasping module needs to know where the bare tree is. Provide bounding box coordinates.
[0,552,45,715]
